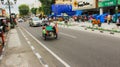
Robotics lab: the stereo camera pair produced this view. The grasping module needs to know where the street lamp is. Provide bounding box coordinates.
[115,0,118,23]
[1,0,17,27]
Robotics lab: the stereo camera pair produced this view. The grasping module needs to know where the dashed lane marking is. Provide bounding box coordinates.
[19,27,49,67]
[25,37,28,41]
[35,53,42,59]
[31,46,35,50]
[27,41,31,45]
[21,27,70,67]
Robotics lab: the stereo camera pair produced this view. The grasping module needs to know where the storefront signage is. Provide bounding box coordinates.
[98,0,120,7]
[72,0,96,10]
[118,0,120,5]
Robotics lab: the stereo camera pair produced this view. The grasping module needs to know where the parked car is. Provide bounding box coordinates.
[18,18,24,23]
[41,20,50,26]
[29,17,42,27]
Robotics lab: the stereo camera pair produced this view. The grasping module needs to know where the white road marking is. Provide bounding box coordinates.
[25,37,28,41]
[59,32,77,39]
[31,46,35,50]
[35,53,42,59]
[19,27,49,67]
[27,41,31,45]
[22,27,70,67]
[19,28,26,38]
[44,65,48,67]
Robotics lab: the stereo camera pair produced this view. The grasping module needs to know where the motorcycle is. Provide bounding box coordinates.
[42,24,58,40]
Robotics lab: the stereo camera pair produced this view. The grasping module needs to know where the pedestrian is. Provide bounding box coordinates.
[116,16,120,28]
[64,18,68,27]
[89,15,93,23]
[97,19,101,27]
[107,14,111,24]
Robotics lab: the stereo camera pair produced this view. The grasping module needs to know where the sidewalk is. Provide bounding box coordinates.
[57,21,120,33]
[0,29,42,67]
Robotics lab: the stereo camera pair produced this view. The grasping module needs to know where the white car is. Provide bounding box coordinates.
[18,18,24,23]
[29,17,42,27]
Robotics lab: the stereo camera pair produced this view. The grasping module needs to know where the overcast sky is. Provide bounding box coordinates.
[2,0,41,14]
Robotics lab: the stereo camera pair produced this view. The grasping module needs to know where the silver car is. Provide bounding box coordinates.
[29,17,42,27]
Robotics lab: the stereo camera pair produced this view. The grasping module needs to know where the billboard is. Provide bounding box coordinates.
[98,0,120,7]
[72,0,96,10]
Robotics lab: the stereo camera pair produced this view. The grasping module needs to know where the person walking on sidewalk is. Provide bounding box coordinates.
[116,16,120,28]
[107,14,112,24]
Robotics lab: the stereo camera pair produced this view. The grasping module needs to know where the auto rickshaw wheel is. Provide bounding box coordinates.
[54,33,58,39]
[44,34,47,40]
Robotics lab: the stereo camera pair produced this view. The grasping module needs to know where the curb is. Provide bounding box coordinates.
[58,24,120,37]
[81,26,120,34]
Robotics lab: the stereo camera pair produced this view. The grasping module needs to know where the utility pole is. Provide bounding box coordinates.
[1,0,17,28]
[8,0,12,24]
[115,0,118,23]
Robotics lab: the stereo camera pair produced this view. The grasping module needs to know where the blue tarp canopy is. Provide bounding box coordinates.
[75,10,83,16]
[96,13,109,23]
[52,4,82,16]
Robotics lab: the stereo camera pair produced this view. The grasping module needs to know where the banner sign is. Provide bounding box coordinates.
[98,0,120,7]
[72,0,96,10]
[118,0,120,5]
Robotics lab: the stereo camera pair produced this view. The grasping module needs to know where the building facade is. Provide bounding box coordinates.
[55,0,72,4]
[98,0,120,15]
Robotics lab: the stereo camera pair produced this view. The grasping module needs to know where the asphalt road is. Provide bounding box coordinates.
[19,22,120,67]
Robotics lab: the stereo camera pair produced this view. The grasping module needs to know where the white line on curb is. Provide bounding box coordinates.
[35,53,42,59]
[21,27,70,67]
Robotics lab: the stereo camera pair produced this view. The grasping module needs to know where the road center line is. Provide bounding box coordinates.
[31,46,35,50]
[21,27,70,67]
[59,32,77,39]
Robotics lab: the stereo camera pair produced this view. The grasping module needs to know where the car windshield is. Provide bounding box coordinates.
[33,17,40,21]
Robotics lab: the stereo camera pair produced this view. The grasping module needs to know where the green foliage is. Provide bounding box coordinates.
[18,4,30,16]
[39,0,55,15]
[31,7,37,15]
[38,7,42,12]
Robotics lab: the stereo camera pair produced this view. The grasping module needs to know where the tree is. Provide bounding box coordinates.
[38,7,42,12]
[31,7,37,15]
[18,4,30,16]
[39,0,55,15]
